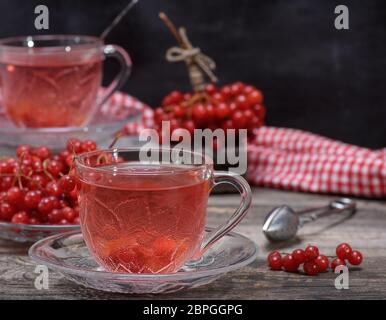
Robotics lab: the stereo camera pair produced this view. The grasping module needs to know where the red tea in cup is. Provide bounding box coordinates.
[0,35,131,128]
[75,148,251,274]
[79,164,210,273]
[0,55,102,127]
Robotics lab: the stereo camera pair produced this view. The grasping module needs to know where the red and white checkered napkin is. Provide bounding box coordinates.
[105,91,386,198]
[247,127,386,198]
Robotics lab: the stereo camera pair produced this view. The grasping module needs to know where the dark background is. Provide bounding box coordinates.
[0,0,385,148]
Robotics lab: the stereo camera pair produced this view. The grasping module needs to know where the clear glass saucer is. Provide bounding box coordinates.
[0,221,80,242]
[0,108,139,151]
[29,228,258,294]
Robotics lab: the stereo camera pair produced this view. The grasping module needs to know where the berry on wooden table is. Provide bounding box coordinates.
[267,243,364,276]
[336,243,353,260]
[267,251,282,270]
[305,245,319,261]
[292,249,307,264]
[331,258,346,271]
[281,254,299,272]
[348,250,363,266]
[314,255,329,272]
[303,261,319,276]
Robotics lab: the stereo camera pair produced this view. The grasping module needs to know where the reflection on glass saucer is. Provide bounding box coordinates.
[29,228,258,294]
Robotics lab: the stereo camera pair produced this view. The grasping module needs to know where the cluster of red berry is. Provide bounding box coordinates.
[153,82,266,137]
[0,139,97,225]
[267,243,363,276]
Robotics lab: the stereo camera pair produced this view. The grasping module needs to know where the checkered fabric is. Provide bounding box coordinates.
[247,127,386,198]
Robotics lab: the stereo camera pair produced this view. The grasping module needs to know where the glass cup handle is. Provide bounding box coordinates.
[96,44,132,110]
[200,171,252,254]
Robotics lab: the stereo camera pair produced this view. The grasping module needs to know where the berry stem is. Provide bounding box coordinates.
[42,159,56,182]
[159,12,217,93]
[159,12,186,49]
[164,92,212,115]
[187,92,212,106]
[109,131,124,149]
[17,175,23,189]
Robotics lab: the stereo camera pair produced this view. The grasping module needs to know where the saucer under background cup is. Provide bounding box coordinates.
[0,89,142,152]
[29,228,258,294]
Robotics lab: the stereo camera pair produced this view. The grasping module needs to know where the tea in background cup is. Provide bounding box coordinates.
[75,148,252,274]
[0,35,131,128]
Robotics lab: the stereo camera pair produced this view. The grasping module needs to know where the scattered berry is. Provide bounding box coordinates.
[267,243,363,276]
[303,261,319,276]
[282,254,299,272]
[305,245,319,261]
[267,251,282,270]
[292,249,307,264]
[336,243,352,260]
[314,255,329,272]
[331,258,346,271]
[348,250,363,266]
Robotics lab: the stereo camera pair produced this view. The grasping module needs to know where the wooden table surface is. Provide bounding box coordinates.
[1,188,385,300]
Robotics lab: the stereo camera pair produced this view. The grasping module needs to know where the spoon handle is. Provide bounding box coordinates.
[299,198,356,226]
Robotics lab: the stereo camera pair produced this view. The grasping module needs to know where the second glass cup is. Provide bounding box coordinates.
[75,147,252,274]
[0,35,131,128]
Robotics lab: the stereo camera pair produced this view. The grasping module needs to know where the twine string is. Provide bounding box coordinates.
[165,27,218,88]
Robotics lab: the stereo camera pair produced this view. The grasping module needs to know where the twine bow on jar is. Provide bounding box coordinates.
[160,12,218,92]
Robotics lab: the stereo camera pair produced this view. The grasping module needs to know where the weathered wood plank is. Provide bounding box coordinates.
[1,188,385,299]
[0,254,382,300]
